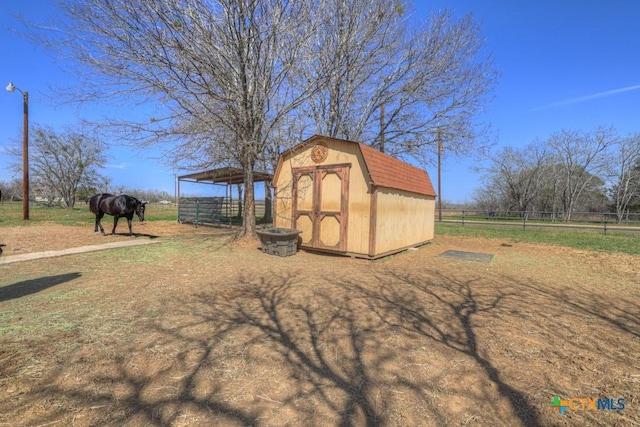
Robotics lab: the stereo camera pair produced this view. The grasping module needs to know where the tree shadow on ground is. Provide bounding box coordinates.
[10,265,639,426]
[0,272,82,302]
[134,271,459,425]
[342,269,542,426]
[553,285,639,339]
[8,271,491,425]
[224,275,387,425]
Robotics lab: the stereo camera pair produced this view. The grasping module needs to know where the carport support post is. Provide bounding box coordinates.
[228,183,232,228]
[176,175,180,222]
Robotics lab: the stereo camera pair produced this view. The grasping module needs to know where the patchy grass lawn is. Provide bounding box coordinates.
[436,222,640,255]
[0,222,638,426]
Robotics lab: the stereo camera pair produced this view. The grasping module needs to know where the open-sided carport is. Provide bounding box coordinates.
[177,167,273,227]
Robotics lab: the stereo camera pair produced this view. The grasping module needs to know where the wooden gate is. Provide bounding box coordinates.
[292,164,350,252]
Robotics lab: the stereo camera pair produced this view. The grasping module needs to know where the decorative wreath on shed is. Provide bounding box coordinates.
[310,142,329,163]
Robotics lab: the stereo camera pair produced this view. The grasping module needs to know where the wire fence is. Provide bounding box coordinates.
[438,209,640,234]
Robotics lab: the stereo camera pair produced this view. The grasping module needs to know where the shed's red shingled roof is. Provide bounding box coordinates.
[357,142,436,197]
[289,135,436,197]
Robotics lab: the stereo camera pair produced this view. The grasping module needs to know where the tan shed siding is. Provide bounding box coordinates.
[273,159,294,228]
[374,189,435,254]
[336,141,372,255]
[273,137,372,254]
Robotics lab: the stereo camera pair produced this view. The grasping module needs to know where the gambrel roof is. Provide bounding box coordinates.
[279,135,436,197]
[356,141,436,197]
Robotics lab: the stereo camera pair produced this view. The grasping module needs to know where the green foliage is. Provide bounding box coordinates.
[436,223,640,255]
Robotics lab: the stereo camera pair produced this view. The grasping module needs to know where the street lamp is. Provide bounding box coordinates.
[6,81,29,220]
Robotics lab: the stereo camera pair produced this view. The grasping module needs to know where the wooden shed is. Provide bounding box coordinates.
[272,135,436,259]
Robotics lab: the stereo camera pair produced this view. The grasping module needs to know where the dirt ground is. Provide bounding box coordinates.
[0,221,638,426]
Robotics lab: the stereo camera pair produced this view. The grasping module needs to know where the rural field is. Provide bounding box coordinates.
[0,205,638,426]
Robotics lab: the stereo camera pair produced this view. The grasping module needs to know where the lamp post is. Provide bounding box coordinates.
[437,128,443,222]
[6,81,29,220]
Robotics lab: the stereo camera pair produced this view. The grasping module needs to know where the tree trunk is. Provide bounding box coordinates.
[242,166,256,237]
[236,184,243,219]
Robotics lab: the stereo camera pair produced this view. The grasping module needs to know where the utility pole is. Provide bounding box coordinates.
[379,103,385,153]
[6,82,29,220]
[437,128,443,222]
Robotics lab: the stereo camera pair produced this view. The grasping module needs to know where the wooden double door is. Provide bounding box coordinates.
[292,164,349,252]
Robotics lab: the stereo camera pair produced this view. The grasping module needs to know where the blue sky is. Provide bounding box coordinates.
[2,1,640,202]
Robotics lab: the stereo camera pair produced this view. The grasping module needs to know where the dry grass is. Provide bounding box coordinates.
[0,222,638,426]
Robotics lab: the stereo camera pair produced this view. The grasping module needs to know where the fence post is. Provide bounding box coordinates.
[603,212,607,235]
[522,211,526,230]
[195,198,200,228]
[462,210,465,227]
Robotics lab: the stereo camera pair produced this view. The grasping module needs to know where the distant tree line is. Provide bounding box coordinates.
[0,177,175,207]
[104,188,174,204]
[474,127,640,222]
[2,123,173,206]
[0,179,22,202]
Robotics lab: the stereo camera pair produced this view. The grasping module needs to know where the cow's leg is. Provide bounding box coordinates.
[96,212,106,235]
[112,216,120,235]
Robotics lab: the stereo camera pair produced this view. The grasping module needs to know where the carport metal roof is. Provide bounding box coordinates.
[177,167,273,185]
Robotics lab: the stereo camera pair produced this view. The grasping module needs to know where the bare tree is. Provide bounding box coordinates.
[547,127,616,221]
[472,184,504,216]
[531,162,564,219]
[28,0,317,236]
[477,142,550,217]
[0,179,23,202]
[8,124,107,208]
[294,2,498,161]
[607,133,640,221]
[22,0,495,234]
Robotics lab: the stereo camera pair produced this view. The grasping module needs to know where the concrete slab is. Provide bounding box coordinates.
[438,250,494,263]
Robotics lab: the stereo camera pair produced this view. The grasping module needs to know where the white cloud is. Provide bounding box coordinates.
[532,84,640,111]
[105,163,128,170]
